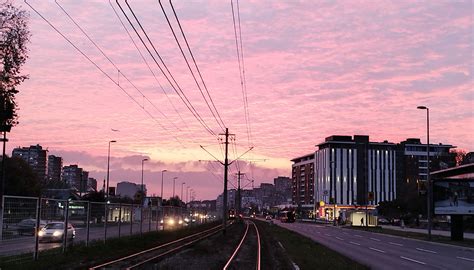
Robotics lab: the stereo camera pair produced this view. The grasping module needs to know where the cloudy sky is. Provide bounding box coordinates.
[8,0,473,200]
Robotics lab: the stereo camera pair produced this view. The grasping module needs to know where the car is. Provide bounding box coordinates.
[38,222,75,242]
[265,215,272,220]
[17,219,46,236]
[377,217,390,225]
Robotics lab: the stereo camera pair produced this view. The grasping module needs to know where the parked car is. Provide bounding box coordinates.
[377,217,390,225]
[38,222,75,243]
[265,215,272,220]
[17,219,46,236]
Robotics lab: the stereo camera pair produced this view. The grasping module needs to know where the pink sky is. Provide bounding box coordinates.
[8,0,473,200]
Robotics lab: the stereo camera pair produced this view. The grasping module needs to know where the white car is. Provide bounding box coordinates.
[38,222,75,242]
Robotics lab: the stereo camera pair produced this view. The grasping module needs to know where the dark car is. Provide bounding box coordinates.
[17,219,46,236]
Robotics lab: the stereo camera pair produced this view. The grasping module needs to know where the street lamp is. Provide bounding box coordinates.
[106,140,116,199]
[161,170,167,201]
[181,182,186,203]
[417,105,431,240]
[141,158,148,201]
[173,177,178,198]
[186,186,190,204]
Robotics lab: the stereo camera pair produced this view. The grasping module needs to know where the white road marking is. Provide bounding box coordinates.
[324,234,332,236]
[336,237,344,240]
[369,247,386,253]
[400,256,426,265]
[316,231,321,234]
[416,248,437,254]
[350,241,361,246]
[389,242,403,246]
[457,256,474,262]
[354,234,363,238]
[278,241,285,250]
[370,237,381,242]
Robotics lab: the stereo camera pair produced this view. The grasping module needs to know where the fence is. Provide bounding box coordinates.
[0,195,195,265]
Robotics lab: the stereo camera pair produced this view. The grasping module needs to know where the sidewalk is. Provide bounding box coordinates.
[380,225,474,240]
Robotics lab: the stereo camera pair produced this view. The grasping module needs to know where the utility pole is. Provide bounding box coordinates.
[236,171,245,215]
[222,128,229,235]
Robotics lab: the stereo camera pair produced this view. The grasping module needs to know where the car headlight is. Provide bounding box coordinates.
[167,219,175,225]
[38,230,44,237]
[53,231,63,237]
[178,220,183,225]
[160,219,164,224]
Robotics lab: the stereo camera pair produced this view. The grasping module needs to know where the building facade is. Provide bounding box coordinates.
[62,165,88,192]
[47,155,63,182]
[12,144,48,181]
[87,177,98,192]
[291,153,315,206]
[116,181,146,199]
[314,135,397,206]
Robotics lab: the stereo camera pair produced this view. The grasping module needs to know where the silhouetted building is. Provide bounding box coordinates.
[116,181,146,199]
[47,155,63,182]
[274,176,292,204]
[62,165,88,192]
[87,177,97,192]
[291,153,315,206]
[12,144,47,181]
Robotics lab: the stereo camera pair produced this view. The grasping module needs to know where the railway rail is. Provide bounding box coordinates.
[223,220,261,270]
[89,224,223,270]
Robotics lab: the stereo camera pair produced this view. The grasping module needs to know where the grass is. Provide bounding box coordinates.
[255,220,369,270]
[347,226,474,248]
[0,221,221,270]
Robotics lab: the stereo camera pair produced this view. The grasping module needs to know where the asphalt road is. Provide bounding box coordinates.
[0,221,161,257]
[274,221,474,270]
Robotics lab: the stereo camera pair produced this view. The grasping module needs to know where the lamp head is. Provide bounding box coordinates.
[417,106,427,110]
[110,140,117,143]
[142,158,149,162]
[162,169,167,172]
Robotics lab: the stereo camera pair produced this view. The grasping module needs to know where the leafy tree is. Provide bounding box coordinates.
[4,156,40,196]
[0,1,30,130]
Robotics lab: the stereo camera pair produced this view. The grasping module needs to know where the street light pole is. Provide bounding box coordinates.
[181,182,185,203]
[106,140,116,200]
[141,158,148,200]
[173,177,178,198]
[417,105,431,241]
[140,158,148,235]
[186,186,189,204]
[161,170,167,201]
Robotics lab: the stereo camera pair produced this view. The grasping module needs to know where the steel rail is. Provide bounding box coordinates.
[89,224,221,270]
[126,226,223,269]
[223,222,250,270]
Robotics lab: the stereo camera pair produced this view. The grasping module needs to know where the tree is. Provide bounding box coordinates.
[450,149,467,166]
[1,1,30,130]
[4,156,40,196]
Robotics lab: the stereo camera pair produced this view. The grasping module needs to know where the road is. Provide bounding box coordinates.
[0,221,161,257]
[275,221,474,270]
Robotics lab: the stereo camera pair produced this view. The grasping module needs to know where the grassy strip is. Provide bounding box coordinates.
[0,221,221,270]
[348,226,474,248]
[255,220,369,270]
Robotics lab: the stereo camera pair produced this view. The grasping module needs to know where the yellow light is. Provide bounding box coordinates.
[319,201,325,207]
[38,230,44,237]
[167,219,175,226]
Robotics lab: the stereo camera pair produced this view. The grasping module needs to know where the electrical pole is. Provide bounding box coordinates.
[222,128,229,235]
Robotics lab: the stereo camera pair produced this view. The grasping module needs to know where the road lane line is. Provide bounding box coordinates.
[400,256,426,265]
[370,237,381,242]
[389,242,403,246]
[336,237,344,240]
[416,248,437,254]
[354,235,362,238]
[457,256,474,262]
[350,241,361,246]
[369,247,386,253]
[324,234,332,236]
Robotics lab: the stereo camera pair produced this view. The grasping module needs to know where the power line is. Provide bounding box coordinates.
[230,0,252,147]
[55,0,182,133]
[158,0,226,132]
[108,0,190,131]
[117,0,217,136]
[24,0,188,149]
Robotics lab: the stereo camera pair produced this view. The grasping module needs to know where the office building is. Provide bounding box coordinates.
[62,165,88,192]
[47,155,63,182]
[291,153,315,206]
[12,144,47,181]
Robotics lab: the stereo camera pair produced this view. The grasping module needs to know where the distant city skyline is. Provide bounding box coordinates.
[7,0,473,199]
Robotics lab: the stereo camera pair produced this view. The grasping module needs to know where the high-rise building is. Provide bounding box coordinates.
[274,176,292,204]
[62,165,88,192]
[314,135,397,206]
[47,155,63,182]
[291,153,315,206]
[87,177,97,192]
[12,144,48,181]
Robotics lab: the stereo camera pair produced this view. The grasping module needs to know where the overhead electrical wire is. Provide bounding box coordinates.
[108,0,190,131]
[54,0,182,133]
[24,0,188,149]
[158,0,226,132]
[118,0,217,136]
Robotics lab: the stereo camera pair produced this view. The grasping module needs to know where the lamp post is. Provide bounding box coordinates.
[417,105,431,241]
[106,140,116,199]
[186,186,190,204]
[140,158,148,235]
[160,169,167,231]
[173,177,178,198]
[181,182,186,204]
